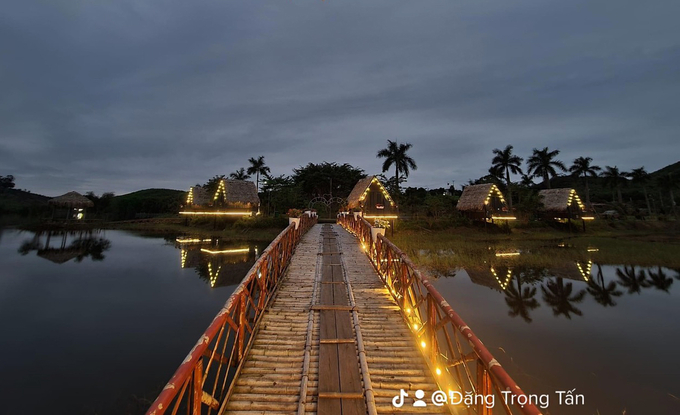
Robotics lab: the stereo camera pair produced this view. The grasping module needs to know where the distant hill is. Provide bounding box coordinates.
[649,160,680,178]
[0,189,50,214]
[108,188,186,220]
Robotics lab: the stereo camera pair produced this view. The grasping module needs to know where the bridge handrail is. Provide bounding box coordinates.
[147,214,317,415]
[338,214,541,415]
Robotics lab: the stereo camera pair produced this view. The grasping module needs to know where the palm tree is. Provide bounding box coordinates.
[647,267,673,293]
[491,145,523,211]
[586,264,622,307]
[615,266,650,294]
[601,166,629,204]
[229,168,250,180]
[629,167,652,216]
[247,156,271,193]
[504,277,540,323]
[656,173,678,216]
[376,140,417,194]
[569,157,601,208]
[541,277,586,319]
[526,147,567,189]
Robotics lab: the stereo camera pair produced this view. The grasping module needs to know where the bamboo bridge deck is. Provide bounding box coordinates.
[224,224,444,414]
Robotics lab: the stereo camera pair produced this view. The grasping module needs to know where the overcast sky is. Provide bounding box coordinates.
[1,0,678,196]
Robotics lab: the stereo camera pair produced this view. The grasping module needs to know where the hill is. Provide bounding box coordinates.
[0,189,50,215]
[108,188,186,220]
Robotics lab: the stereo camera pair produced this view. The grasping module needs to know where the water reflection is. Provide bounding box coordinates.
[460,261,679,323]
[17,229,111,263]
[174,237,263,288]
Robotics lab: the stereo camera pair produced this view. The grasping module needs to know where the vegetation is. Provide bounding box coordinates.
[376,140,417,195]
[526,147,567,189]
[490,145,523,210]
[568,156,601,207]
[247,155,271,193]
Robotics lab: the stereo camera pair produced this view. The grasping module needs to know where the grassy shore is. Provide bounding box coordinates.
[104,220,286,242]
[389,220,680,270]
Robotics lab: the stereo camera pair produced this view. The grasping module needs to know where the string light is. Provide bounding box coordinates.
[181,249,187,268]
[179,211,253,216]
[495,252,520,257]
[576,260,593,281]
[200,248,250,255]
[187,187,194,205]
[208,263,222,288]
[176,238,212,243]
[213,180,227,203]
[490,266,513,290]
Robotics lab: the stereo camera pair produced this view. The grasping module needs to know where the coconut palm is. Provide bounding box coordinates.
[656,173,678,216]
[376,140,417,194]
[541,277,586,319]
[601,166,629,204]
[629,167,652,216]
[586,264,622,307]
[229,168,250,180]
[504,276,540,323]
[247,156,271,193]
[569,157,601,208]
[526,147,567,189]
[615,266,650,294]
[647,267,673,293]
[491,145,523,211]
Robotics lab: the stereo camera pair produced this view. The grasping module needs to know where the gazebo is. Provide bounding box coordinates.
[346,176,397,220]
[538,188,593,221]
[180,179,260,217]
[456,184,514,222]
[48,191,94,220]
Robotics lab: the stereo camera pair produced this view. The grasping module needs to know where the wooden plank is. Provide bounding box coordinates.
[320,339,355,344]
[338,343,367,415]
[318,392,364,399]
[311,305,355,311]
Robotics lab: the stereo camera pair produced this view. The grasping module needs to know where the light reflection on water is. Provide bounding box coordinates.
[0,229,268,415]
[430,260,680,414]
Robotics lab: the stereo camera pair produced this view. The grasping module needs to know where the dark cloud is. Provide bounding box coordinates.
[1,0,678,196]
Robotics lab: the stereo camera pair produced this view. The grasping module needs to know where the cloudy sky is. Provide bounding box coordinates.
[1,0,678,196]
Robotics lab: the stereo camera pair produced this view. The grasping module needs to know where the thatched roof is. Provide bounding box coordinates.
[187,186,210,206]
[457,184,504,212]
[48,191,94,208]
[37,248,84,264]
[550,261,592,282]
[347,176,394,209]
[539,188,584,213]
[215,179,260,205]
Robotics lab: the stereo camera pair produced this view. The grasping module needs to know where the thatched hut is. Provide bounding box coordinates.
[465,266,514,291]
[538,188,590,220]
[181,179,259,217]
[346,176,397,219]
[186,186,210,207]
[456,184,512,221]
[48,191,94,220]
[549,260,593,283]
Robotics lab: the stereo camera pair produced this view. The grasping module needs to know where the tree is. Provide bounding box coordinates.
[569,157,601,208]
[0,175,15,190]
[526,147,567,189]
[647,267,673,293]
[491,145,523,211]
[601,166,628,204]
[586,264,622,307]
[504,276,540,323]
[656,173,678,216]
[230,168,250,180]
[203,175,226,195]
[247,156,271,193]
[292,162,365,200]
[615,266,649,294]
[376,140,417,195]
[541,278,586,319]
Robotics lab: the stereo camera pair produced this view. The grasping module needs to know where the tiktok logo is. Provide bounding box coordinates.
[392,389,408,408]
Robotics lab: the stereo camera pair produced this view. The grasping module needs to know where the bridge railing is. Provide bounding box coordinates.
[147,214,317,415]
[338,214,541,415]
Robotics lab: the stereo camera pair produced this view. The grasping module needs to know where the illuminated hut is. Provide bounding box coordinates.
[185,186,209,208]
[180,179,259,217]
[456,184,513,221]
[346,176,397,219]
[465,266,514,292]
[538,188,593,221]
[48,191,94,220]
[549,260,593,283]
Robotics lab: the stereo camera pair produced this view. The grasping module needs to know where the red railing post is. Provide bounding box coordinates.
[192,359,203,415]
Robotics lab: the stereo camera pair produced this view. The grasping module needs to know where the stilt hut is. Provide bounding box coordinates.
[456,184,513,221]
[180,179,259,217]
[538,189,593,221]
[346,176,397,219]
[48,191,94,220]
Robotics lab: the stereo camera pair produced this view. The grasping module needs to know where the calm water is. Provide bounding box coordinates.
[431,259,680,414]
[0,228,267,415]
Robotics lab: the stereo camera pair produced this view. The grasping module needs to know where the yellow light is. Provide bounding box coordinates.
[363,215,398,219]
[495,252,520,257]
[406,308,411,314]
[179,211,253,216]
[587,248,599,252]
[436,368,442,376]
[491,216,516,220]
[201,248,250,255]
[582,216,595,220]
[413,324,419,331]
[176,238,212,243]
[420,341,426,349]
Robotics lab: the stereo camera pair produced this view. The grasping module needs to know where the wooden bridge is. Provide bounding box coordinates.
[147,215,542,415]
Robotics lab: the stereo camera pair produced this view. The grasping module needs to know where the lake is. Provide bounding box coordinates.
[430,258,680,414]
[0,228,268,415]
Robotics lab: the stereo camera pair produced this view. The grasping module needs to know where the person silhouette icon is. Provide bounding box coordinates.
[413,390,427,407]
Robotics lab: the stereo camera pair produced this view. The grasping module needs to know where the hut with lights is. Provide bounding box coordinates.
[549,260,593,283]
[538,188,592,221]
[180,179,260,217]
[456,184,513,222]
[48,191,94,220]
[347,176,398,220]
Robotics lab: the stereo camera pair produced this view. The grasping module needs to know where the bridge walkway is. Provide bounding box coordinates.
[224,224,445,415]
